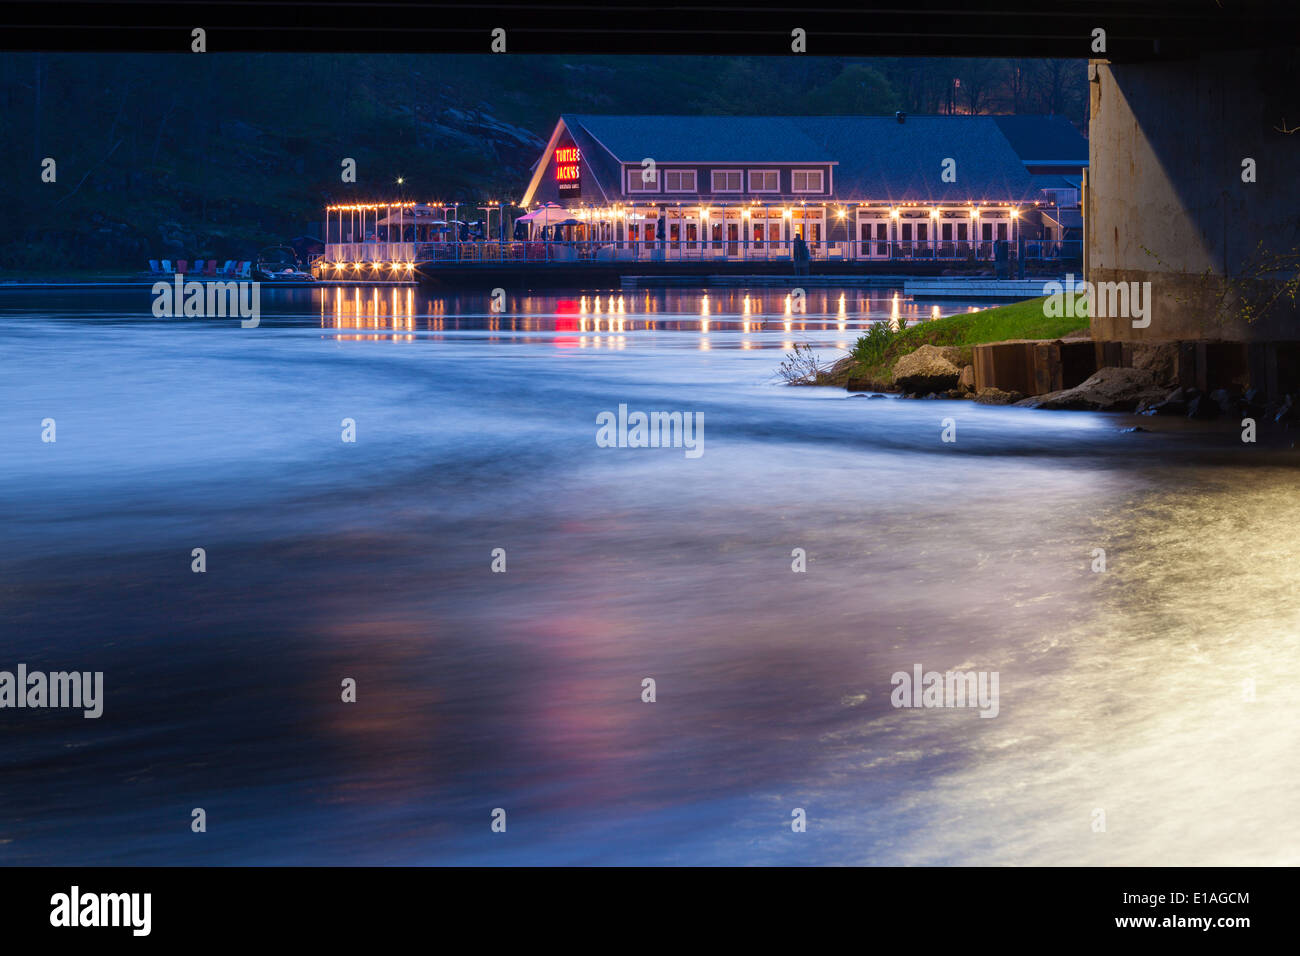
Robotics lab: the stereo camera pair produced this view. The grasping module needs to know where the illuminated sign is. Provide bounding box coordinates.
[555,145,581,197]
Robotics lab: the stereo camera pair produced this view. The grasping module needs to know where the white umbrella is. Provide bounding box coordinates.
[516,203,569,227]
[376,208,448,226]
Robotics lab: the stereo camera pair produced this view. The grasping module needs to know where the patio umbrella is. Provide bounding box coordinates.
[376,207,447,226]
[517,203,569,227]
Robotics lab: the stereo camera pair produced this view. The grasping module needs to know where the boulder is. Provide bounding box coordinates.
[957,364,976,391]
[973,387,1025,405]
[1209,388,1236,413]
[1187,393,1221,420]
[1139,387,1188,416]
[1017,366,1168,412]
[892,344,960,393]
[1241,387,1268,421]
[1274,395,1297,424]
[1128,343,1179,387]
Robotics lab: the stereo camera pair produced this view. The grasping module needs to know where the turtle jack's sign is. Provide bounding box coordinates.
[555,145,581,198]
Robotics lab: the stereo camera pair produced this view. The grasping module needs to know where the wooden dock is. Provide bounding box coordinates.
[903,278,1055,299]
[622,275,1064,293]
[0,279,414,292]
[620,274,919,289]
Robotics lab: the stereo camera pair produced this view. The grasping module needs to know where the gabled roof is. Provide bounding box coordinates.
[564,120,622,202]
[790,115,1045,202]
[520,116,623,206]
[562,114,834,163]
[992,115,1089,164]
[523,114,1087,205]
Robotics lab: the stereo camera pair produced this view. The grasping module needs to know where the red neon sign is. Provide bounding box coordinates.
[555,146,581,191]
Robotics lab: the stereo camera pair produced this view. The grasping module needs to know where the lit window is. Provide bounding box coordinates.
[711,170,743,192]
[748,170,779,193]
[664,169,697,192]
[792,169,824,193]
[627,167,659,193]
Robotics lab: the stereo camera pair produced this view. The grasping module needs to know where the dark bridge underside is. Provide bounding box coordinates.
[9,1,1299,58]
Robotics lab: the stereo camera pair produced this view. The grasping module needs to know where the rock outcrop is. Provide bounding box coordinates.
[1128,343,1179,388]
[892,345,961,393]
[1015,367,1168,412]
[973,387,1025,405]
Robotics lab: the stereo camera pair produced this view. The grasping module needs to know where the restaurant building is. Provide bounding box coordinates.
[517,113,1086,262]
[313,112,1087,278]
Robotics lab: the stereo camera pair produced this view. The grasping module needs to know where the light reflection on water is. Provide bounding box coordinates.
[0,286,1297,866]
[315,285,980,352]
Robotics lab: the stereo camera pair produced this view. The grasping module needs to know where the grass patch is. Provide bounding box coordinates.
[831,295,1089,387]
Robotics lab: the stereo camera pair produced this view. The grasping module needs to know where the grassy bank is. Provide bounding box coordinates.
[824,295,1089,387]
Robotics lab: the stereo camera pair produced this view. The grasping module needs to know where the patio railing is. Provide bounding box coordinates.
[317,239,1083,268]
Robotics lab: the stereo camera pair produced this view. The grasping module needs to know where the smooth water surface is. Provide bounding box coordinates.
[1,285,1297,865]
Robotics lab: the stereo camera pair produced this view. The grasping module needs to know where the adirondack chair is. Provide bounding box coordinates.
[147,260,161,274]
[192,260,204,273]
[161,260,173,273]
[221,260,236,276]
[204,260,218,276]
[237,261,251,278]
[176,260,188,273]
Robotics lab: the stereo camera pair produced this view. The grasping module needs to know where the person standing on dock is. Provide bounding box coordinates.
[792,233,810,276]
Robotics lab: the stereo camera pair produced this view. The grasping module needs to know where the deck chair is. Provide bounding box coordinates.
[237,261,251,278]
[221,260,236,276]
[147,260,161,274]
[192,260,204,273]
[176,260,188,273]
[204,260,218,276]
[161,260,173,273]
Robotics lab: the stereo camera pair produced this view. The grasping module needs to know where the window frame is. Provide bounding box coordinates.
[747,169,780,193]
[710,169,744,193]
[626,166,660,194]
[791,169,824,193]
[663,169,698,193]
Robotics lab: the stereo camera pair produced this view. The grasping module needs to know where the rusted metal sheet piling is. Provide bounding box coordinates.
[973,339,1097,396]
[972,338,1300,401]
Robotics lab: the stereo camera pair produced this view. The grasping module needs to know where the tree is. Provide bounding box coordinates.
[956,58,1007,114]
[804,64,900,114]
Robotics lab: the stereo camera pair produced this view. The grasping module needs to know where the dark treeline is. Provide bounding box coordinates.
[0,54,1086,271]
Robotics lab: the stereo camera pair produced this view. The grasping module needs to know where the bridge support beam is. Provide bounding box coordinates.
[1087,50,1300,343]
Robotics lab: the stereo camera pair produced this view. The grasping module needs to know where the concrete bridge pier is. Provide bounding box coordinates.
[1086,49,1300,347]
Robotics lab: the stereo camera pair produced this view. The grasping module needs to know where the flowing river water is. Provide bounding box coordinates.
[1,285,1297,865]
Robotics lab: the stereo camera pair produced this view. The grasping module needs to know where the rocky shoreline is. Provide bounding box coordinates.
[836,340,1300,425]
